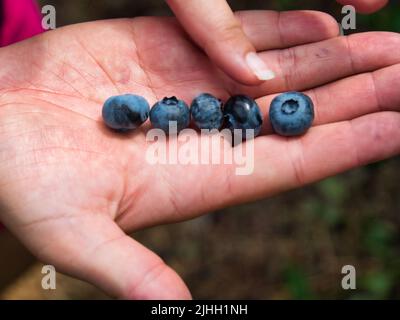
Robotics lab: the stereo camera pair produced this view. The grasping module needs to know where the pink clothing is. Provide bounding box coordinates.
[0,0,43,231]
[0,0,44,46]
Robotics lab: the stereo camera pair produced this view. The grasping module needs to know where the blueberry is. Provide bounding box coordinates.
[150,96,190,134]
[190,93,223,130]
[269,92,314,136]
[223,95,263,139]
[102,94,149,131]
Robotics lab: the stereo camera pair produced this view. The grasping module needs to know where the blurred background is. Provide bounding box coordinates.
[0,0,399,299]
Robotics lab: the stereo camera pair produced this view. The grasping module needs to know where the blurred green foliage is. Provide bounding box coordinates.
[284,264,314,299]
[358,4,400,32]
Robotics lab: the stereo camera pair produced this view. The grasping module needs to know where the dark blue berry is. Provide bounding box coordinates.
[223,95,263,139]
[150,96,190,134]
[102,94,149,131]
[190,93,223,130]
[269,92,314,136]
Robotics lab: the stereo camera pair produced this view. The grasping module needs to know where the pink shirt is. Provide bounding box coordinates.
[0,0,43,231]
[0,0,44,46]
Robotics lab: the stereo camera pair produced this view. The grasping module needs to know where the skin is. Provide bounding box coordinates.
[0,11,400,299]
[167,0,388,84]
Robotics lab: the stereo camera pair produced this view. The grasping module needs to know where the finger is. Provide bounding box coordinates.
[231,32,400,97]
[336,0,388,13]
[127,111,400,229]
[206,111,400,209]
[21,215,191,299]
[237,10,339,51]
[166,0,275,85]
[257,63,400,133]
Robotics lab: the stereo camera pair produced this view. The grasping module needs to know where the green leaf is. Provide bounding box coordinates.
[284,265,314,300]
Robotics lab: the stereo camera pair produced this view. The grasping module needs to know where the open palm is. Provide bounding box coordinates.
[0,12,399,299]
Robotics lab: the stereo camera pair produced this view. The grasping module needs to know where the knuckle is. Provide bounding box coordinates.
[278,46,299,90]
[202,19,246,52]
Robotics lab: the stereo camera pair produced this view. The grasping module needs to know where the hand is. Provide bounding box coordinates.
[166,0,388,84]
[0,12,399,299]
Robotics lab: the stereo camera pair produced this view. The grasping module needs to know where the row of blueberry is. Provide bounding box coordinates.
[102,92,314,138]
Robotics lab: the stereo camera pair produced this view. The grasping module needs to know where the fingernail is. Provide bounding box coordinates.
[245,52,275,81]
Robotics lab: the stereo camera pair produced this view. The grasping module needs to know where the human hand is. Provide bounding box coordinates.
[0,12,399,299]
[166,0,388,84]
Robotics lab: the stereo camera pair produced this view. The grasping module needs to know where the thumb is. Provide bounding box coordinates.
[26,215,191,300]
[166,0,275,84]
